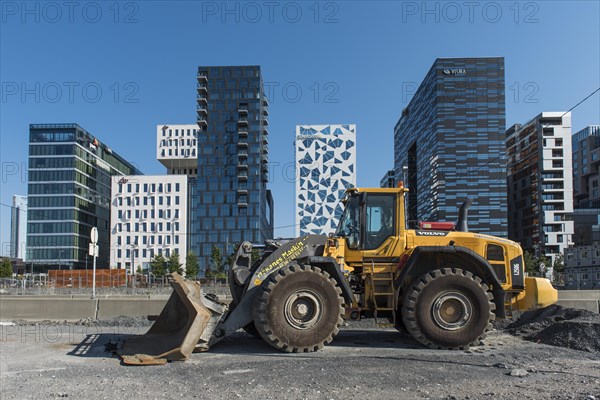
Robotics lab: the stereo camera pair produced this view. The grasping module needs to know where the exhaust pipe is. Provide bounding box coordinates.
[456,199,473,232]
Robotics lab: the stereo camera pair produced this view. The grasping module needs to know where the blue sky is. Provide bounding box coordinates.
[1,1,599,253]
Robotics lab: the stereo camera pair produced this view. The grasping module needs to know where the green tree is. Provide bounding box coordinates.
[553,253,564,273]
[523,251,536,276]
[150,254,167,278]
[185,251,199,279]
[135,265,143,275]
[0,258,13,278]
[167,251,183,274]
[210,245,226,279]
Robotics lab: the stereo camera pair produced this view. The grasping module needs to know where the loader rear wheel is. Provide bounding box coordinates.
[253,264,344,352]
[402,268,495,349]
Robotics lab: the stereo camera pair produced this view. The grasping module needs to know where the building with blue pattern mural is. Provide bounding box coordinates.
[295,125,357,236]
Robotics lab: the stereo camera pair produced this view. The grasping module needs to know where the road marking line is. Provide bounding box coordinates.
[4,367,66,376]
[222,369,253,375]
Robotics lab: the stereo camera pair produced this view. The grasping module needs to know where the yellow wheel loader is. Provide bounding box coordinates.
[120,186,558,365]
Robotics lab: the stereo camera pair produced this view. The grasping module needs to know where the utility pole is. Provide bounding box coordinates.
[90,227,98,298]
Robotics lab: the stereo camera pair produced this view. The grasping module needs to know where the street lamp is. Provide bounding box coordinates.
[58,250,64,271]
[129,244,137,293]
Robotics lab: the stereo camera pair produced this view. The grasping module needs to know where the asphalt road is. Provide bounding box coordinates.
[1,324,599,400]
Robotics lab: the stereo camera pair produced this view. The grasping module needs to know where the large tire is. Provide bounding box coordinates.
[402,268,495,349]
[253,264,344,352]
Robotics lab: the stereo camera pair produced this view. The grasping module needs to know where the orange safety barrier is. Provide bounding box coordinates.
[48,269,127,288]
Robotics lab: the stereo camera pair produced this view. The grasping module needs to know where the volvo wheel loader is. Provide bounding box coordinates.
[120,185,558,365]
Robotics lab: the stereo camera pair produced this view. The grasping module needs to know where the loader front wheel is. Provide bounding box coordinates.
[253,264,344,352]
[402,268,495,349]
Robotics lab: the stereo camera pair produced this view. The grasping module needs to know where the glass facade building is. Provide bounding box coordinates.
[572,125,600,209]
[27,124,142,270]
[190,66,274,271]
[10,195,28,260]
[393,57,508,236]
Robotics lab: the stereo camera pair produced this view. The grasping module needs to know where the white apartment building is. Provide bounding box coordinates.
[295,124,357,236]
[157,124,199,176]
[110,175,188,271]
[506,112,574,263]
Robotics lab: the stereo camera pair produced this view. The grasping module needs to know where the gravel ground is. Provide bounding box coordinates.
[1,317,599,400]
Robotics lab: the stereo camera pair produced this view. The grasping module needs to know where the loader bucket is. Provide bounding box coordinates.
[119,273,227,365]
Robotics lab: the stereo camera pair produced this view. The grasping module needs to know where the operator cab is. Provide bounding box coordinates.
[334,189,397,251]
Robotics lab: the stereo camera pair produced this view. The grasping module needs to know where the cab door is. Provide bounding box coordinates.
[361,192,401,260]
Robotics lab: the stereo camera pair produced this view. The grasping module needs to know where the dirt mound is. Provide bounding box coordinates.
[506,305,600,353]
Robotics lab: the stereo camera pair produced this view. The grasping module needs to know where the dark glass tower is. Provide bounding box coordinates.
[190,66,274,271]
[394,57,508,236]
[27,124,142,271]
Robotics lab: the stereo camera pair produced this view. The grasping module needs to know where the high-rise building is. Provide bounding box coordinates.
[380,170,396,188]
[506,112,574,262]
[157,124,199,177]
[27,124,142,271]
[109,175,188,271]
[393,57,508,236]
[190,66,274,271]
[295,124,357,236]
[572,125,600,209]
[9,195,27,260]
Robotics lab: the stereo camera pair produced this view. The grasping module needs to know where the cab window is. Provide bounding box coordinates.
[365,194,395,250]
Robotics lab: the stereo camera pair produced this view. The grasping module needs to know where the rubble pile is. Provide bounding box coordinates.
[506,304,600,353]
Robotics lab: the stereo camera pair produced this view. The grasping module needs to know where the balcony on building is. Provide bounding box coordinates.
[262,108,269,116]
[197,96,208,105]
[197,84,208,95]
[197,118,208,127]
[198,108,208,116]
[262,97,269,107]
[197,73,208,82]
[238,172,248,180]
[237,163,248,170]
[237,141,248,149]
[238,129,248,138]
[262,137,269,145]
[238,118,248,127]
[238,107,248,116]
[262,118,269,126]
[262,127,269,135]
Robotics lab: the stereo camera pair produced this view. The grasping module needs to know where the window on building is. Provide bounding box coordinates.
[175,196,180,205]
[175,183,180,192]
[581,251,589,259]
